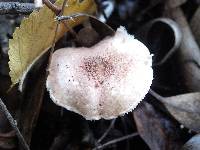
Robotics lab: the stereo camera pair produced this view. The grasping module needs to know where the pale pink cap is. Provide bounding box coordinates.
[46,26,153,120]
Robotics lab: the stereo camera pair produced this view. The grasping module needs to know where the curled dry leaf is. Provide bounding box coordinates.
[8,0,97,89]
[182,134,200,150]
[164,6,200,91]
[150,90,200,132]
[136,18,182,66]
[46,27,153,120]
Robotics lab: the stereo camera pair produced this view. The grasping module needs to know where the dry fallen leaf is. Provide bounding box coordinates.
[182,134,200,150]
[134,102,183,150]
[150,90,200,132]
[8,0,96,89]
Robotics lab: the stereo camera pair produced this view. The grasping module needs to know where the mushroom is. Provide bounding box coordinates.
[46,26,153,120]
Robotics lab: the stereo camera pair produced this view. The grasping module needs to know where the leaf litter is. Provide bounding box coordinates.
[1,0,200,149]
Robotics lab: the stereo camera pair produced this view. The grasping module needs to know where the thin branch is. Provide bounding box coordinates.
[93,132,139,150]
[42,0,61,15]
[59,0,67,15]
[0,98,30,150]
[57,0,78,38]
[46,0,67,68]
[120,116,130,150]
[50,0,67,53]
[0,2,35,15]
[45,0,77,38]
[56,13,92,21]
[97,119,116,143]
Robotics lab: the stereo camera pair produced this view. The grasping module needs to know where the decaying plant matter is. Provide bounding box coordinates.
[0,0,200,150]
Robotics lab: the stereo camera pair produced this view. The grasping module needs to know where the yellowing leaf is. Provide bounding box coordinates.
[8,0,97,88]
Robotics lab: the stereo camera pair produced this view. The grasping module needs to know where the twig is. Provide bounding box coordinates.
[56,13,92,21]
[93,132,138,150]
[45,0,67,57]
[0,98,30,150]
[0,2,35,15]
[56,13,97,38]
[43,0,77,38]
[59,0,67,15]
[50,0,67,53]
[97,119,116,143]
[120,117,130,150]
[56,0,78,38]
[42,0,61,15]
[46,0,67,68]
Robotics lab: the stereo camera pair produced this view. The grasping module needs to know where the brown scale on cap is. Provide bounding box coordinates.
[80,55,115,87]
[80,53,132,89]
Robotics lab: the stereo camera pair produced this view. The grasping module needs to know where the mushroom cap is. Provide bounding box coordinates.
[46,26,153,120]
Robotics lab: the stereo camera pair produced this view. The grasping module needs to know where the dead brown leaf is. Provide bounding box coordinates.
[134,101,183,150]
